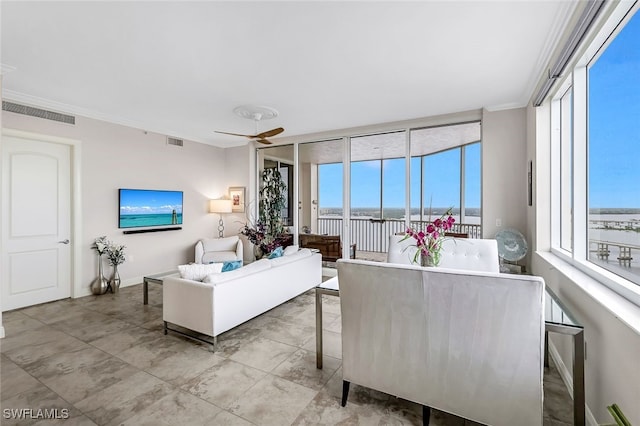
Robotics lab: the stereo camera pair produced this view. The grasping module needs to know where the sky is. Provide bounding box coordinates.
[119,189,183,215]
[318,10,639,211]
[589,10,639,209]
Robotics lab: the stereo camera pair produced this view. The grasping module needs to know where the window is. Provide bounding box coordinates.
[464,142,481,226]
[423,148,461,216]
[551,4,640,301]
[560,87,574,251]
[587,9,640,284]
[410,123,482,237]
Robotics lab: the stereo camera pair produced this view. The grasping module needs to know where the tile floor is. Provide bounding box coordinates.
[1,282,574,425]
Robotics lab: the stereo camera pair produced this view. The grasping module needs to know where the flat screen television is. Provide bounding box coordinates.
[119,189,183,229]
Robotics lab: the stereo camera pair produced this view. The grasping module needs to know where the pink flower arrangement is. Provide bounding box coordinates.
[402,208,455,266]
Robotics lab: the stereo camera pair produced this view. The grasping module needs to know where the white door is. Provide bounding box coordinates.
[2,135,72,311]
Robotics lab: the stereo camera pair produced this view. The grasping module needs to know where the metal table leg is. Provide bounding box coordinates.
[316,289,323,369]
[143,278,149,305]
[544,330,549,367]
[574,330,585,426]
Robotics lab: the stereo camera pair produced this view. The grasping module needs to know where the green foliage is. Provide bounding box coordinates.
[259,168,287,236]
[607,403,631,426]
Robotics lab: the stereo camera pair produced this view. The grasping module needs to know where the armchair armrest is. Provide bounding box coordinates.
[195,240,205,264]
[235,239,243,261]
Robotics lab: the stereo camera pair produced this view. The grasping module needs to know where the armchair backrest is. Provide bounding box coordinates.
[386,234,419,265]
[439,238,500,273]
[337,259,545,426]
[388,236,499,274]
[195,236,243,263]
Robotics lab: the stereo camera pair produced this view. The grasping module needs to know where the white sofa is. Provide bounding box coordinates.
[163,248,322,349]
[337,258,545,426]
[195,236,243,263]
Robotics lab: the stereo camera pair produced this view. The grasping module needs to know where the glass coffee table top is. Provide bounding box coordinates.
[545,285,582,329]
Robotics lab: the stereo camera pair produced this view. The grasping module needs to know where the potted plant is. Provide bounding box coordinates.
[241,168,290,259]
[259,167,287,237]
[402,208,455,266]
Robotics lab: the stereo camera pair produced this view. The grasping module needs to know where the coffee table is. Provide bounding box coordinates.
[315,276,339,369]
[143,270,178,305]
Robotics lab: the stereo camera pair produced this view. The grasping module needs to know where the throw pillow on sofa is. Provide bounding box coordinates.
[178,263,223,281]
[284,245,299,256]
[268,246,284,259]
[208,260,243,272]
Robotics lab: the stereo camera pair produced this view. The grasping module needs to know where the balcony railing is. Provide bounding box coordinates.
[317,217,482,253]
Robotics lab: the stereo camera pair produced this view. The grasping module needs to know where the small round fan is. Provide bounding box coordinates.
[495,228,528,263]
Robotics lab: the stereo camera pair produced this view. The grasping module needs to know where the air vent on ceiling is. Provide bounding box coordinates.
[2,101,75,124]
[167,136,183,147]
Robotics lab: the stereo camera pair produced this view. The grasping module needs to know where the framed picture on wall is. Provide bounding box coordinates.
[229,187,246,213]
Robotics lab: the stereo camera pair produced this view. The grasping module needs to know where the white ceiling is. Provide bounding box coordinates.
[1,1,574,148]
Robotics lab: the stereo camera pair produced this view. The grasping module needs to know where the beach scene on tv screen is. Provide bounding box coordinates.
[119,190,183,228]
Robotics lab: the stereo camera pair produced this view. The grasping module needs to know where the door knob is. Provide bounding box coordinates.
[58,239,70,244]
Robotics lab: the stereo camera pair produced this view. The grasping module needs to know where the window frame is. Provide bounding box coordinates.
[549,0,640,307]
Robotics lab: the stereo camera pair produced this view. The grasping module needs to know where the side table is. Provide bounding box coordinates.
[143,270,178,305]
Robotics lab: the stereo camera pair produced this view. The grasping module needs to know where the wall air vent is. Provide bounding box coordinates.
[2,101,75,124]
[167,137,184,147]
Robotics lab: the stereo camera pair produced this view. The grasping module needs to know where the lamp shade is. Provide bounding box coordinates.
[209,199,232,214]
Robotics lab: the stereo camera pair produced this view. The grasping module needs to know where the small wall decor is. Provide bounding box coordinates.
[229,186,246,213]
[527,160,533,207]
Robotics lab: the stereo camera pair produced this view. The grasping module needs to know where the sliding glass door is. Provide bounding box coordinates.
[256,120,482,264]
[410,122,482,238]
[350,131,406,257]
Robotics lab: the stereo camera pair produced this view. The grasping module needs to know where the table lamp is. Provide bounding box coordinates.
[209,199,232,238]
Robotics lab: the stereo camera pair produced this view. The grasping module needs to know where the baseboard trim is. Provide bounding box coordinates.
[548,341,598,426]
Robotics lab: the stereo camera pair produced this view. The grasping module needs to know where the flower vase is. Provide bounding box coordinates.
[420,253,436,267]
[90,254,109,295]
[254,245,265,260]
[109,265,121,293]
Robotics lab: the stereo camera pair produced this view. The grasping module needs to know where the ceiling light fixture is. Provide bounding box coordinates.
[215,105,284,145]
[233,105,279,122]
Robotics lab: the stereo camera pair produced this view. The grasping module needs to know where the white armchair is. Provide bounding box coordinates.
[337,259,545,426]
[386,234,419,265]
[387,235,500,273]
[195,236,243,264]
[438,238,500,273]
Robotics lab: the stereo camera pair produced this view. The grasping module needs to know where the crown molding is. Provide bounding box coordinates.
[523,1,579,106]
[1,89,238,148]
[484,100,528,113]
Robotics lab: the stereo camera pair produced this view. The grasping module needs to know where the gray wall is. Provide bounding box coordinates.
[2,110,229,296]
[481,108,529,251]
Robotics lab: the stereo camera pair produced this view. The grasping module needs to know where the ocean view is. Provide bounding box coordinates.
[319,207,481,222]
[119,213,182,228]
[316,209,639,277]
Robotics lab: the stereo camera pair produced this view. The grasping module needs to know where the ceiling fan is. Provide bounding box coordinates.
[215,105,284,145]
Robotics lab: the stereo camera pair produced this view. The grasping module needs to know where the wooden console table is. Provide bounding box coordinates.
[300,234,356,262]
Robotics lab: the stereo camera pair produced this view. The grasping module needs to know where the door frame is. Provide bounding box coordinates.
[1,128,82,304]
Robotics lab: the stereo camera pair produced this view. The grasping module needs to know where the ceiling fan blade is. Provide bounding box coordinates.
[256,138,273,145]
[214,130,253,138]
[255,127,284,139]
